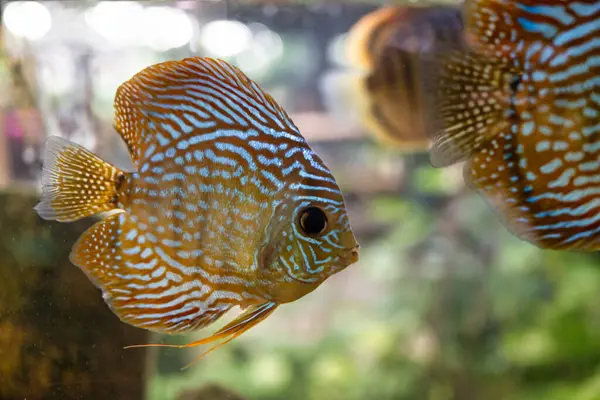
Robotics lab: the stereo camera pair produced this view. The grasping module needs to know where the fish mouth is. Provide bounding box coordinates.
[339,245,360,266]
[280,246,360,285]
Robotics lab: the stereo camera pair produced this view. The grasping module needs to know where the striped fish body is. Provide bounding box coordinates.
[425,0,600,251]
[35,57,359,359]
[345,5,465,151]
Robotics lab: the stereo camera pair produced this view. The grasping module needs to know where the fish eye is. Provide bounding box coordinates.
[298,206,328,236]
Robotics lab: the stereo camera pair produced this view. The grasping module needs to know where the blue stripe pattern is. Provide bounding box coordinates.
[461,0,600,250]
[70,57,359,336]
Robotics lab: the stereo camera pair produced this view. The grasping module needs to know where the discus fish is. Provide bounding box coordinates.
[34,57,360,364]
[424,0,600,250]
[345,5,465,151]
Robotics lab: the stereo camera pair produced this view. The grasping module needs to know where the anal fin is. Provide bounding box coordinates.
[70,213,231,334]
[125,301,279,369]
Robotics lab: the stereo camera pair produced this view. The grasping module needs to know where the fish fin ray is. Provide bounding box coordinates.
[124,302,278,369]
[421,50,516,167]
[180,301,278,368]
[70,213,231,333]
[34,136,124,222]
[114,56,300,166]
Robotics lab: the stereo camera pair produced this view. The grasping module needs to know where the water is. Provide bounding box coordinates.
[1,1,600,400]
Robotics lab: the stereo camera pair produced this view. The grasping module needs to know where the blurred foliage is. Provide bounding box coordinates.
[176,383,247,400]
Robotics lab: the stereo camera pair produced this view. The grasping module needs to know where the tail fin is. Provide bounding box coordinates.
[34,136,125,222]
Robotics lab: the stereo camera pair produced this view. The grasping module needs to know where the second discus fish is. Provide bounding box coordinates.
[424,0,599,251]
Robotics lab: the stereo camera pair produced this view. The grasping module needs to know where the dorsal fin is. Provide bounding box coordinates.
[113,57,301,167]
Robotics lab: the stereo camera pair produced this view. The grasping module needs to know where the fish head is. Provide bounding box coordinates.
[260,154,359,302]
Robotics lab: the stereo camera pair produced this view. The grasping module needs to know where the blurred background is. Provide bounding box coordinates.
[1,1,600,399]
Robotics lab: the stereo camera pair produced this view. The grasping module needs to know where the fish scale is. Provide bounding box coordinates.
[424,0,599,251]
[35,57,359,363]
